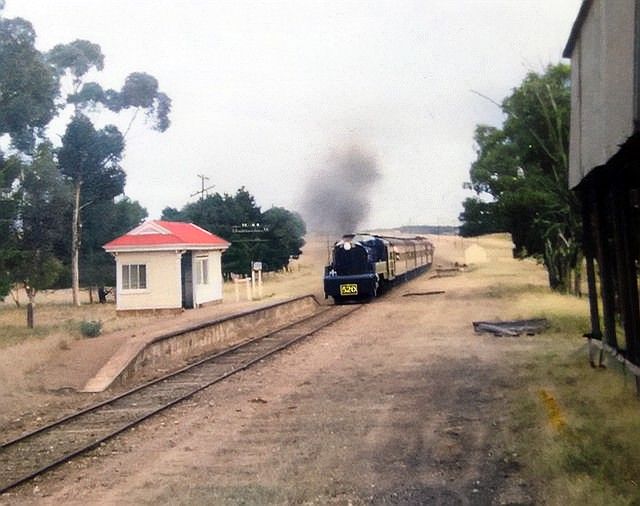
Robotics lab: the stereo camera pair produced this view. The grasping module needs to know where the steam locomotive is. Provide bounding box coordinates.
[323,233,434,303]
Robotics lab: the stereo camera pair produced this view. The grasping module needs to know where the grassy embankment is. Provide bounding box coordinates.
[470,257,640,505]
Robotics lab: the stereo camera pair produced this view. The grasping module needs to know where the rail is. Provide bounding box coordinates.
[0,303,362,495]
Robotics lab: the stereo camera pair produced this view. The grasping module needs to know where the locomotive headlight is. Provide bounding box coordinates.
[343,242,352,251]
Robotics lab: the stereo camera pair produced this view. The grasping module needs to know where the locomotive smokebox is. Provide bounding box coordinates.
[323,233,434,303]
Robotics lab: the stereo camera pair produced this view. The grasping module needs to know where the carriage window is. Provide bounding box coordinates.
[122,264,147,290]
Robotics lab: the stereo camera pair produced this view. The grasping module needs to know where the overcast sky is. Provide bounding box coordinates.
[4,0,581,230]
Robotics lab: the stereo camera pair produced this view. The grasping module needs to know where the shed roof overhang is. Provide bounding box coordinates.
[104,244,229,254]
[563,0,592,58]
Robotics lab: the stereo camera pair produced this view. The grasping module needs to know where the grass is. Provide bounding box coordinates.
[456,247,640,505]
[503,307,640,505]
[0,301,119,348]
[407,235,640,504]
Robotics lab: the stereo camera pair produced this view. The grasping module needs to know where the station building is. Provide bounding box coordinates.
[104,220,230,313]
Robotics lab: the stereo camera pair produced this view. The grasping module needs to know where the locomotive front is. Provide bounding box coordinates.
[323,234,379,303]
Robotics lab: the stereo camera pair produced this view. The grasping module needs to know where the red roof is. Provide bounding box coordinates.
[103,220,230,251]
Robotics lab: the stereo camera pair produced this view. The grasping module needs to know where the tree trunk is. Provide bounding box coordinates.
[10,286,20,308]
[573,258,583,297]
[71,182,81,306]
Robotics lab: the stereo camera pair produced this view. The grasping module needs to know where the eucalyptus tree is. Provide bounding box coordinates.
[11,143,69,325]
[461,63,579,292]
[47,40,171,305]
[58,114,126,304]
[0,4,172,305]
[0,6,58,300]
[0,8,57,152]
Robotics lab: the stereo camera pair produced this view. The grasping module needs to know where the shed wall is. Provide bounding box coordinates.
[568,0,636,187]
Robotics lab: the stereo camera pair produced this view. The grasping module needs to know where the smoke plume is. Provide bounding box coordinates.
[301,144,381,234]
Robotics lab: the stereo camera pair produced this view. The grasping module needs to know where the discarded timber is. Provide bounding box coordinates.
[473,318,549,337]
[402,290,445,297]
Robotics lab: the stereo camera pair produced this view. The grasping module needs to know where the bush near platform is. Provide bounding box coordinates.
[80,320,102,338]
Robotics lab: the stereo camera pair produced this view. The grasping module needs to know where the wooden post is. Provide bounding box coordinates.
[611,179,640,375]
[594,184,619,357]
[233,277,251,302]
[581,191,602,367]
[26,302,34,329]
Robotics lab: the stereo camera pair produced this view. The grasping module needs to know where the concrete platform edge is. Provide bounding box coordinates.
[81,294,320,393]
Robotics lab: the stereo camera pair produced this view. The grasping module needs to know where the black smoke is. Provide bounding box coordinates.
[301,144,380,234]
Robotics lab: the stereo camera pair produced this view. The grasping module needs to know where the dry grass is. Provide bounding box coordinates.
[0,294,138,348]
[506,341,640,505]
[501,293,640,505]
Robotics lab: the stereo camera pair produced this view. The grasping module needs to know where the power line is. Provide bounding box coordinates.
[190,174,215,201]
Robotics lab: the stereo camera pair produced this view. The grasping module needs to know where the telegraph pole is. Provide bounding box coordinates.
[190,174,215,201]
[190,174,215,222]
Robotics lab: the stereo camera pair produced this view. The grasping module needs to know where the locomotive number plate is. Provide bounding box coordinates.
[339,284,358,296]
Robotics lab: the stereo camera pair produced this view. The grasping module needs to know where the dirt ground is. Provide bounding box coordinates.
[1,234,549,505]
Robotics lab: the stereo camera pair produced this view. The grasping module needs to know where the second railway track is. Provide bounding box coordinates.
[0,303,362,495]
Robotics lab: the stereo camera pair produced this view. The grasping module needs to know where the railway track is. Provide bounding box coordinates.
[0,303,361,495]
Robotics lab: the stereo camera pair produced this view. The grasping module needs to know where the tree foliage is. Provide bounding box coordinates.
[162,187,306,275]
[460,63,581,292]
[58,114,126,198]
[0,7,170,312]
[0,154,21,297]
[46,36,171,305]
[260,207,306,270]
[48,39,104,82]
[0,15,57,152]
[9,143,68,309]
[80,197,147,288]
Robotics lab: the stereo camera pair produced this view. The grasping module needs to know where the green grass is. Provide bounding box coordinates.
[505,324,640,505]
[471,269,640,505]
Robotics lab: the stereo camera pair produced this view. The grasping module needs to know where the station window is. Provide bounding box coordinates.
[122,264,147,290]
[196,257,209,285]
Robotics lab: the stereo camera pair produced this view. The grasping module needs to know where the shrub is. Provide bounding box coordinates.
[80,320,102,338]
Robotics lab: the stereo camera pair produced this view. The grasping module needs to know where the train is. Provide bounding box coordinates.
[323,233,434,303]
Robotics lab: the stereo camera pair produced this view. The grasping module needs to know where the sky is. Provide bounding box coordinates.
[3,0,582,230]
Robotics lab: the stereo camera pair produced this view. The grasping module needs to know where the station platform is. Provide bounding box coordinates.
[45,295,321,394]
